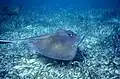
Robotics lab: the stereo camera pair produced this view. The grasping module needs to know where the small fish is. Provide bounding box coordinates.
[0,29,80,60]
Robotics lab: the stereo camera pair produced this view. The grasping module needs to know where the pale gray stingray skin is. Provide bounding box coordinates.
[0,29,78,60]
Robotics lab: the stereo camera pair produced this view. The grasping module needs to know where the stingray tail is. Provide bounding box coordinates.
[0,40,13,44]
[0,39,25,44]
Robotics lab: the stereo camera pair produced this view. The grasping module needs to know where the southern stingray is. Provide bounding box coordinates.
[0,29,84,60]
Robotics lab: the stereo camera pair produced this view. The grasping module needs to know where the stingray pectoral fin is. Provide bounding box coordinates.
[26,42,39,54]
[39,43,77,60]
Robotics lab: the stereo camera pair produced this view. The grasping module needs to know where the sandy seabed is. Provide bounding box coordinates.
[0,7,120,79]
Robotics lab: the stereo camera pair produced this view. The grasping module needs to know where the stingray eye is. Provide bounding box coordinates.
[67,32,73,37]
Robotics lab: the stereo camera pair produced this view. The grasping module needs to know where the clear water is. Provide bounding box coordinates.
[0,0,120,79]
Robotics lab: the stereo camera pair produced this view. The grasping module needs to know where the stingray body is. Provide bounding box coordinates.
[0,29,79,60]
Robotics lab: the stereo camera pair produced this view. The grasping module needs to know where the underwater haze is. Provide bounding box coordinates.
[1,0,120,8]
[0,0,120,79]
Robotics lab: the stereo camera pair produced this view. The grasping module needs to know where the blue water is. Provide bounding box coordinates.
[0,0,120,79]
[1,0,120,8]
